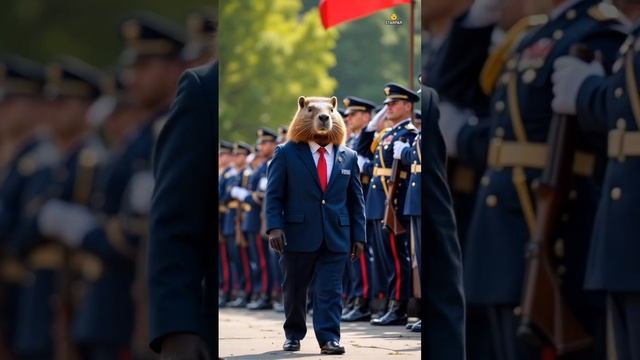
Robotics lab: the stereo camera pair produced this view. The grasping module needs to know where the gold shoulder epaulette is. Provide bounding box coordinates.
[480,14,549,95]
[405,123,418,132]
[588,3,621,22]
[370,127,392,153]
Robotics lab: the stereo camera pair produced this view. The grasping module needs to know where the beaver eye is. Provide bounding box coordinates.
[307,107,312,112]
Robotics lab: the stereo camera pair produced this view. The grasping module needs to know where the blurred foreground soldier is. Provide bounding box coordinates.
[551,2,640,358]
[439,0,626,359]
[231,128,277,310]
[0,54,47,358]
[340,96,376,322]
[182,8,217,67]
[12,56,102,360]
[357,84,419,326]
[148,61,218,358]
[277,126,288,144]
[419,86,466,360]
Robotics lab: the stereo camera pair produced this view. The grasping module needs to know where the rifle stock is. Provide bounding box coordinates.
[383,137,407,235]
[518,44,595,355]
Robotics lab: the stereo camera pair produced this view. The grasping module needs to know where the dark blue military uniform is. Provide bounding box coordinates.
[218,141,234,306]
[420,86,466,360]
[341,96,376,321]
[454,2,625,359]
[359,83,419,326]
[148,62,218,354]
[572,21,640,360]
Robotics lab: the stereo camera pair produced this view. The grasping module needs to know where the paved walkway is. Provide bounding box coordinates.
[219,308,421,359]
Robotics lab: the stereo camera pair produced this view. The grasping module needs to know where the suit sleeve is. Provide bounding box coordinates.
[265,145,286,233]
[347,152,366,244]
[148,68,216,352]
[422,87,466,360]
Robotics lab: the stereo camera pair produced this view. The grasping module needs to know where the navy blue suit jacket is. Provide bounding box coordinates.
[265,141,366,253]
[148,62,217,353]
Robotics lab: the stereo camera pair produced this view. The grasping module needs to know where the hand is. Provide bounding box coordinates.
[552,55,605,115]
[37,199,67,239]
[128,171,154,214]
[160,333,211,360]
[230,186,250,200]
[465,0,504,27]
[366,105,388,131]
[438,101,471,157]
[268,229,285,254]
[38,199,96,248]
[357,155,368,172]
[258,177,268,191]
[393,141,409,160]
[351,242,364,262]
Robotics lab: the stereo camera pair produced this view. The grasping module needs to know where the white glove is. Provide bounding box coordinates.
[357,155,368,172]
[38,199,97,247]
[393,141,410,159]
[258,177,268,192]
[552,56,605,115]
[127,171,154,215]
[438,101,472,157]
[464,0,504,27]
[231,186,250,200]
[366,105,388,131]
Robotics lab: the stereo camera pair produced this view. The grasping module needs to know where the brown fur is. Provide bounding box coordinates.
[287,96,346,146]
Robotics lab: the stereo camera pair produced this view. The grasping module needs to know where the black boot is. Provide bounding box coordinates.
[370,300,407,326]
[342,297,371,322]
[341,298,355,316]
[228,292,249,308]
[247,295,272,310]
[371,298,387,320]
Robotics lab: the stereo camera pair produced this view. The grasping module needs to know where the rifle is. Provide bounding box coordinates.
[517,45,595,355]
[382,137,407,235]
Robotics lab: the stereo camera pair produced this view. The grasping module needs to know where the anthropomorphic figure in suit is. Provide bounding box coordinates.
[265,96,366,355]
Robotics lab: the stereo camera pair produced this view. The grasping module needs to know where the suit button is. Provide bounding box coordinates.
[611,187,622,200]
[615,87,624,98]
[486,195,498,207]
[322,200,326,205]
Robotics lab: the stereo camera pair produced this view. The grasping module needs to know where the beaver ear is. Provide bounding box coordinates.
[330,96,338,109]
[298,96,306,109]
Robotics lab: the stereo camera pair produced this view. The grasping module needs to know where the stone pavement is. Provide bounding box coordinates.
[219,308,421,359]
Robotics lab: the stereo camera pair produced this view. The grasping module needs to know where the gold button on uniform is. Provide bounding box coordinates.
[486,195,498,207]
[566,9,577,20]
[553,30,564,40]
[481,176,490,186]
[554,238,565,258]
[412,182,416,187]
[522,69,537,83]
[372,184,377,189]
[495,127,505,137]
[615,87,624,98]
[611,187,622,200]
[322,199,325,204]
[495,101,505,112]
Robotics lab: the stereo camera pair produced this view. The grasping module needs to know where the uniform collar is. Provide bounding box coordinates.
[309,141,334,156]
[392,117,413,131]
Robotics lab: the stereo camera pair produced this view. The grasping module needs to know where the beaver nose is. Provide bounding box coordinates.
[318,114,329,123]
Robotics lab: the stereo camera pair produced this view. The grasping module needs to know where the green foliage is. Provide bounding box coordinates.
[0,0,217,68]
[219,0,338,142]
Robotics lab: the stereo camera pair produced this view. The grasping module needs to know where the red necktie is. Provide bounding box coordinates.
[317,147,327,192]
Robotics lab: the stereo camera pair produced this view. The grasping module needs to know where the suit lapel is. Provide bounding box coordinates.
[326,146,346,192]
[294,142,321,189]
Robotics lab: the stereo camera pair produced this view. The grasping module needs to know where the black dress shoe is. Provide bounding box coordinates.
[247,297,272,310]
[283,339,300,351]
[370,300,408,326]
[405,321,416,330]
[410,319,421,332]
[320,340,345,355]
[341,299,354,316]
[341,306,371,322]
[218,296,228,308]
[228,296,248,308]
[273,301,285,313]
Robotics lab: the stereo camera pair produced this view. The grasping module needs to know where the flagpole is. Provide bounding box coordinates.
[408,0,415,88]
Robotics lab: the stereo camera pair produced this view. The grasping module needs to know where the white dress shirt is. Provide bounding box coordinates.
[309,141,334,181]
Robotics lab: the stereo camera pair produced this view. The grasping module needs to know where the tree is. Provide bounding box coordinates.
[219,0,338,142]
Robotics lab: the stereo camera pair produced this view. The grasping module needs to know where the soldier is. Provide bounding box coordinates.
[551,1,640,358]
[219,140,234,307]
[182,8,217,67]
[340,96,376,322]
[358,83,419,326]
[10,56,103,360]
[231,128,278,310]
[270,126,288,313]
[438,0,626,358]
[222,142,254,307]
[0,54,49,358]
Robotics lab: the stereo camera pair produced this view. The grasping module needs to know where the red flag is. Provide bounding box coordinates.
[319,0,411,29]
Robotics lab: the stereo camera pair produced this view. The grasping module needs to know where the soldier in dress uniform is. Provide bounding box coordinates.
[222,142,254,307]
[340,96,376,322]
[357,83,419,326]
[182,8,217,67]
[230,128,278,310]
[219,140,234,307]
[551,2,640,358]
[269,126,288,313]
[438,0,626,358]
[10,56,103,360]
[0,54,49,358]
